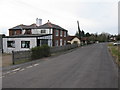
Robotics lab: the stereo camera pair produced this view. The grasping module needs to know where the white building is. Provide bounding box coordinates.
[3,34,52,53]
[3,19,68,53]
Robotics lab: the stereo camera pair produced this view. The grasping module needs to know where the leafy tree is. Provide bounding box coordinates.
[81,30,85,37]
[75,31,79,37]
[85,32,91,37]
[116,34,120,41]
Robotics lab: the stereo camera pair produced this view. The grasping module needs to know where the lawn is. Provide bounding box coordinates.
[108,43,120,66]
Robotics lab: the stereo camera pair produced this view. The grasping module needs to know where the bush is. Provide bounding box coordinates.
[31,45,50,60]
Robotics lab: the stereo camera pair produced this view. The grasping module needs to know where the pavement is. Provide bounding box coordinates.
[2,43,119,88]
[2,54,12,67]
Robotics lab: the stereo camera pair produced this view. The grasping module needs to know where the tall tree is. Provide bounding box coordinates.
[81,30,85,37]
[77,21,81,38]
[75,31,79,37]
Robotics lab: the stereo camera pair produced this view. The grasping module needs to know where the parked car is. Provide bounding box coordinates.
[113,41,120,46]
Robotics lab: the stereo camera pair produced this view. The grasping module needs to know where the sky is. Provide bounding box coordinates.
[0,0,118,36]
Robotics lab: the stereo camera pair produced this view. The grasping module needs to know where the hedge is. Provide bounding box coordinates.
[31,45,50,60]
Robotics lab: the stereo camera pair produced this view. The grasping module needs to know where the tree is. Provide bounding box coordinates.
[81,30,85,37]
[116,34,120,41]
[77,21,82,39]
[75,31,79,37]
[97,32,110,42]
[85,32,91,37]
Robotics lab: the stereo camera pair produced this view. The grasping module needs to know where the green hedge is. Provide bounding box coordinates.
[31,45,50,60]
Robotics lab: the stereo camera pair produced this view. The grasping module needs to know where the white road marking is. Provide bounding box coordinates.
[33,64,39,66]
[19,68,25,71]
[12,68,21,72]
[11,72,16,74]
[26,65,33,69]
[6,71,11,74]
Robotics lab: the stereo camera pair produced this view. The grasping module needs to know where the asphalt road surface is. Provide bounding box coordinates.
[3,43,118,88]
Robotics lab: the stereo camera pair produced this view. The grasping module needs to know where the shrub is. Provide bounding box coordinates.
[31,45,50,60]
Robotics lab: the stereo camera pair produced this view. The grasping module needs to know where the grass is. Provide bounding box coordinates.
[108,43,120,66]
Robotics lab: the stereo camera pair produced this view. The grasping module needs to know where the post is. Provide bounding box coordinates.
[12,51,15,65]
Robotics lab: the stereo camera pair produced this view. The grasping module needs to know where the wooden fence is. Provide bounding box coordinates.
[50,44,78,53]
[12,44,78,64]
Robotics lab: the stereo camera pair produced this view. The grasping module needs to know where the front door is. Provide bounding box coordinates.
[37,39,40,46]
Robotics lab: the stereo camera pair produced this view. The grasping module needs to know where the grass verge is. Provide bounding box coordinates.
[108,43,120,66]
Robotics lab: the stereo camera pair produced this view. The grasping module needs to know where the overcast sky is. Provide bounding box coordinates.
[0,0,118,35]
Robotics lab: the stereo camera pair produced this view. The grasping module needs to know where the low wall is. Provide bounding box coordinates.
[12,44,78,64]
[12,50,31,64]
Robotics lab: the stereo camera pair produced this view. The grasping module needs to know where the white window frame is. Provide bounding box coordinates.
[64,40,66,45]
[41,29,46,34]
[64,31,66,37]
[56,30,59,36]
[21,41,30,48]
[60,39,62,46]
[60,31,62,37]
[55,40,59,46]
[7,41,15,48]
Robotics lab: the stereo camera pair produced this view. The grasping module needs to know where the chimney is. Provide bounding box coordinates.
[36,18,42,26]
[39,19,42,26]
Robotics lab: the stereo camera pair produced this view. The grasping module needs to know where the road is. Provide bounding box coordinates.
[2,43,118,88]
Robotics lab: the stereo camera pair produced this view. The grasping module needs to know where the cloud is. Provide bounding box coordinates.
[0,0,118,35]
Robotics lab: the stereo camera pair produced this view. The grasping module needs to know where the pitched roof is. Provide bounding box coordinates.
[9,21,67,31]
[38,21,67,31]
[81,37,88,41]
[9,24,37,30]
[67,36,80,41]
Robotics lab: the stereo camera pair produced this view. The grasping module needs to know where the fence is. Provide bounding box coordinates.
[12,44,78,64]
[50,44,78,53]
[12,50,31,64]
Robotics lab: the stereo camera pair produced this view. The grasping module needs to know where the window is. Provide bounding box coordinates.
[12,31,16,35]
[60,39,62,46]
[60,31,62,37]
[64,31,66,37]
[7,41,15,48]
[55,40,59,46]
[25,30,31,34]
[64,40,66,45]
[41,39,48,45]
[55,30,59,36]
[41,30,46,33]
[21,41,30,48]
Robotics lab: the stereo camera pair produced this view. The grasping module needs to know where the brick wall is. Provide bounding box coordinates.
[52,29,67,46]
[9,29,22,36]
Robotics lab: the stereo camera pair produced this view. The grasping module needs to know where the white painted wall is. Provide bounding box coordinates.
[3,37,37,53]
[3,35,53,53]
[32,29,53,34]
[68,37,81,45]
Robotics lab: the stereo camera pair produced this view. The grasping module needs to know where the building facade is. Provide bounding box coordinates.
[9,20,68,47]
[67,36,81,46]
[3,34,52,53]
[3,19,68,53]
